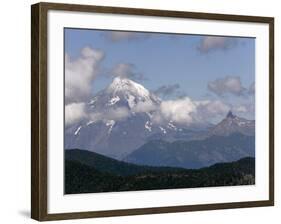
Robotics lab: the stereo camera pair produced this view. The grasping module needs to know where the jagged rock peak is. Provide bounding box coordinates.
[226,110,235,119]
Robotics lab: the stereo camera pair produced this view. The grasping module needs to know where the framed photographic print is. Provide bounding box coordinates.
[31,2,274,221]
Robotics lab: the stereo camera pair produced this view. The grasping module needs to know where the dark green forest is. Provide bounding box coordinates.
[65,149,255,194]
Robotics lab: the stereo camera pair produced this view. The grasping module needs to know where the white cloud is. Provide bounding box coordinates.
[152,97,230,126]
[111,63,145,81]
[132,101,157,113]
[157,97,197,125]
[65,94,231,127]
[65,102,87,126]
[208,76,246,96]
[105,31,150,42]
[198,36,237,53]
[89,107,130,123]
[65,46,105,104]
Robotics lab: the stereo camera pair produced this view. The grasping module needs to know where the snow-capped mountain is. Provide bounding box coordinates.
[65,77,254,159]
[208,111,255,137]
[89,77,161,111]
[65,77,182,159]
[107,77,160,104]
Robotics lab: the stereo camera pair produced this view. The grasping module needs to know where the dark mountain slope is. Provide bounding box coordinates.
[65,149,186,176]
[125,133,255,169]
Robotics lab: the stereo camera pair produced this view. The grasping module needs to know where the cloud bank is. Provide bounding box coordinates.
[65,95,230,128]
[152,97,230,126]
[65,46,105,104]
[65,47,105,127]
[65,102,87,126]
[132,101,157,113]
[89,107,130,122]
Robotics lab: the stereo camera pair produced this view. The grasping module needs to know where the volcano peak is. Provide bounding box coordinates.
[106,76,158,103]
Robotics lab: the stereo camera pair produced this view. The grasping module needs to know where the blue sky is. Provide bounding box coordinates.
[64,28,255,120]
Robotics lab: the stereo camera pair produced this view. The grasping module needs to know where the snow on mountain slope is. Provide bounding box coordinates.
[107,77,151,100]
[89,77,160,112]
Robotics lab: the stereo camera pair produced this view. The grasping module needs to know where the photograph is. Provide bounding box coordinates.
[31,2,274,220]
[64,29,256,194]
